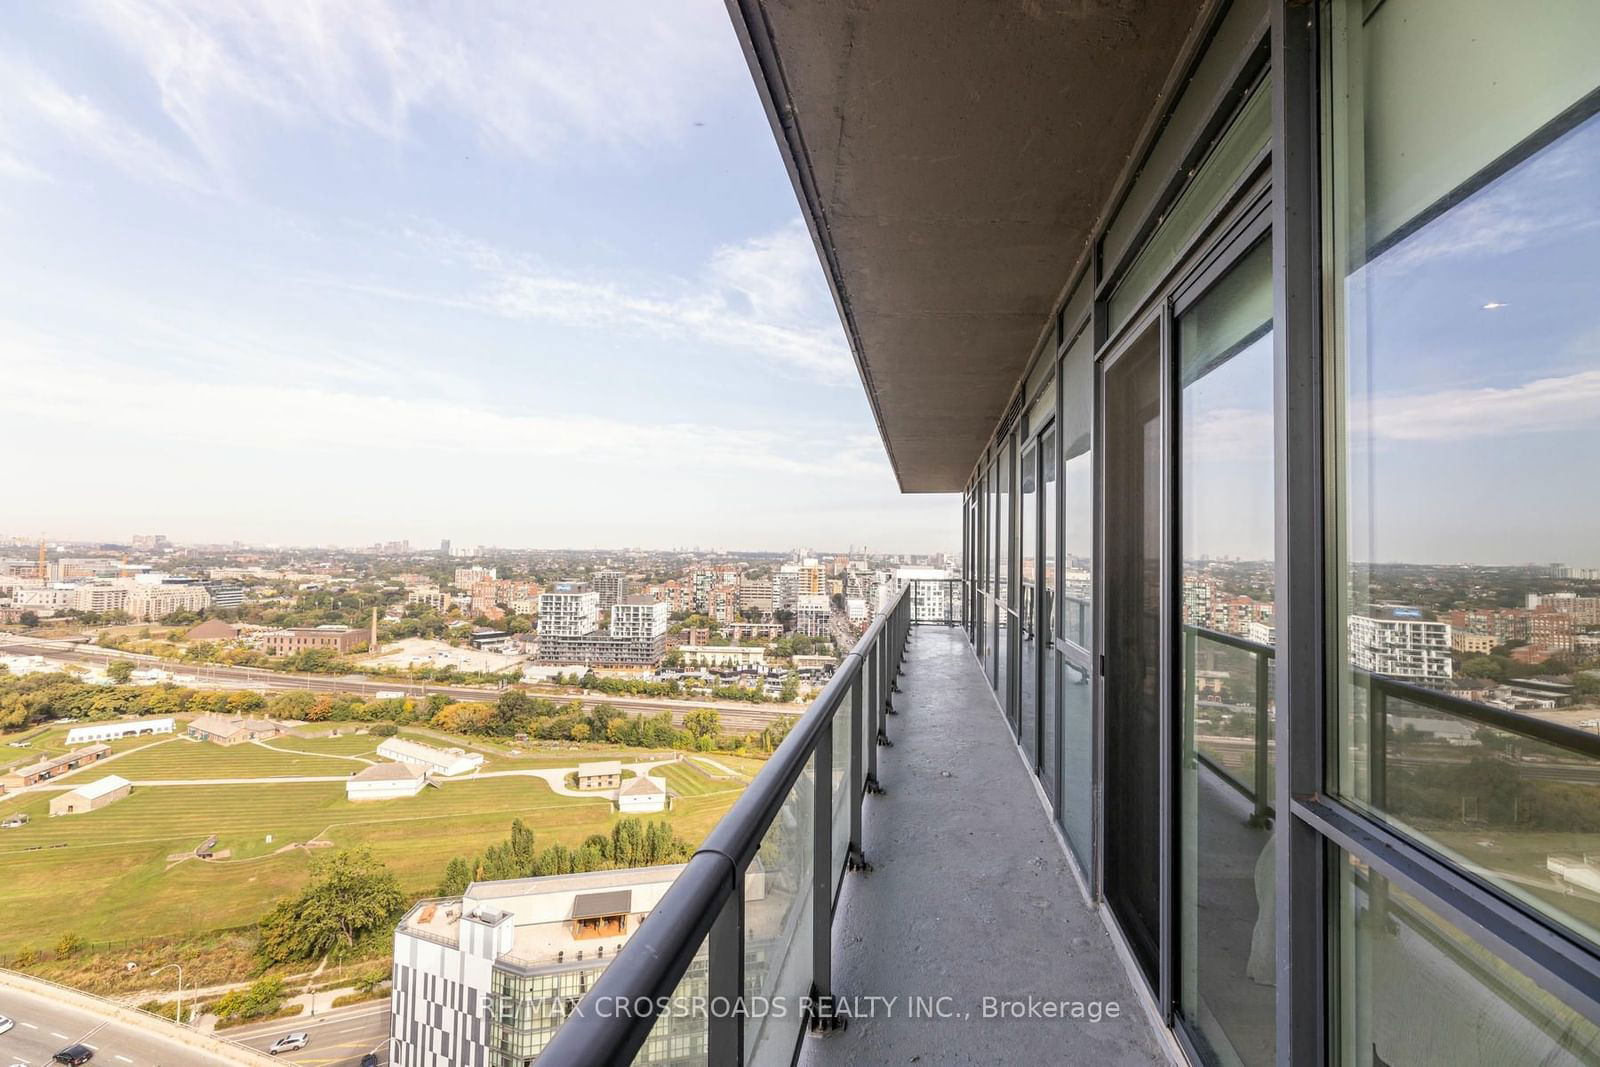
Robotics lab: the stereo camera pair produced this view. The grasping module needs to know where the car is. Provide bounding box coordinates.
[360,1055,380,1067]
[53,1045,94,1065]
[0,1013,13,1035]
[268,1032,309,1055]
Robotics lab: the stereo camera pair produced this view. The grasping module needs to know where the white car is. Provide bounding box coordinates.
[0,1012,14,1035]
[268,1032,309,1055]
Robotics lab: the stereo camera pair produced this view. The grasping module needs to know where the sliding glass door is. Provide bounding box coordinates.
[1175,234,1276,1067]
[1100,319,1167,988]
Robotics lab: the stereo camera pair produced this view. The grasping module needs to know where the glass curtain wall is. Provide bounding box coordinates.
[1324,0,1600,1061]
[1041,424,1059,805]
[1059,324,1096,872]
[997,437,1013,723]
[1176,237,1276,1067]
[1020,440,1039,764]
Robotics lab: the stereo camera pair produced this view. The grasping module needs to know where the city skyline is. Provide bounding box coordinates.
[1,2,957,552]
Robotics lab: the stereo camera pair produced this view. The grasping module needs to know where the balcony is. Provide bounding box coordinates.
[538,582,1169,1066]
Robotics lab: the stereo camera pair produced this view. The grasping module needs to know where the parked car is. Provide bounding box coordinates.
[53,1045,94,1065]
[0,1013,14,1035]
[360,1055,380,1067]
[269,1032,309,1055]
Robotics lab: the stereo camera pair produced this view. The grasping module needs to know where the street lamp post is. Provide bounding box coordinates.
[145,962,185,1025]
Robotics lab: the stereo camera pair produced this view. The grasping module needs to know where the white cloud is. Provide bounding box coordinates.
[76,0,731,169]
[325,220,856,386]
[0,56,207,190]
[1353,369,1600,443]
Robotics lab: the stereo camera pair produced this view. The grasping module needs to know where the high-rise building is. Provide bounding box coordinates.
[391,864,763,1066]
[1347,608,1452,683]
[593,569,628,610]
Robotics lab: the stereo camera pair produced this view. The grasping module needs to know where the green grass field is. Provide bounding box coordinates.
[0,741,748,954]
[657,761,742,799]
[691,753,766,777]
[95,738,362,780]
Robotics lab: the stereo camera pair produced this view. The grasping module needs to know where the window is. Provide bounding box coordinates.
[1176,236,1275,1067]
[1058,325,1095,869]
[1335,850,1600,1065]
[1325,0,1600,951]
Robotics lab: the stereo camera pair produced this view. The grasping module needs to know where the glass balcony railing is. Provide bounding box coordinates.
[536,584,915,1065]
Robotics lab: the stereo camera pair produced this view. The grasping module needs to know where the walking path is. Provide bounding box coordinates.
[803,627,1163,1066]
[20,758,682,794]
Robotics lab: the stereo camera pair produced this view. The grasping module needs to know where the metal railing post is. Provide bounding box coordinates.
[848,675,869,868]
[808,719,842,1031]
[707,875,745,1063]
[1252,646,1272,828]
[866,629,885,791]
[1367,683,1390,926]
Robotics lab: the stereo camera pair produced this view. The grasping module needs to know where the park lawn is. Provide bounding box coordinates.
[1431,828,1600,937]
[657,761,742,799]
[0,771,746,956]
[692,753,768,777]
[469,745,671,770]
[663,792,749,843]
[97,738,360,779]
[278,732,389,756]
[1,724,170,773]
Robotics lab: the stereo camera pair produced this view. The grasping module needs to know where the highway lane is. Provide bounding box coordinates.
[0,638,800,732]
[225,1001,390,1066]
[0,981,230,1067]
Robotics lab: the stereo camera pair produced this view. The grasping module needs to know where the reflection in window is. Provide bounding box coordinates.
[1177,237,1276,1067]
[1326,0,1600,951]
[1336,852,1600,1066]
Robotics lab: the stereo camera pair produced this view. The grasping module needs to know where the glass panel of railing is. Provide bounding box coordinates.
[745,754,817,1063]
[863,643,877,770]
[1060,655,1094,873]
[1356,682,1600,947]
[832,679,854,895]
[1189,631,1274,809]
[632,940,710,1065]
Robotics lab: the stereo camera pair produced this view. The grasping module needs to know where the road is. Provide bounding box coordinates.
[226,1000,389,1066]
[0,980,231,1067]
[0,638,799,733]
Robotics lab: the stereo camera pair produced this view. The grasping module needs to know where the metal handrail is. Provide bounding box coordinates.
[538,585,912,1065]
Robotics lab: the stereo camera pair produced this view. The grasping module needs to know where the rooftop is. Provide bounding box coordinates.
[618,775,665,797]
[350,761,424,782]
[8,744,111,777]
[64,774,131,800]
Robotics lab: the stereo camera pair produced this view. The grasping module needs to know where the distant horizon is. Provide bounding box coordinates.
[4,529,957,558]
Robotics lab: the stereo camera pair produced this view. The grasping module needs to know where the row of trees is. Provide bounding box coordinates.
[0,668,760,754]
[436,817,693,895]
[0,670,268,731]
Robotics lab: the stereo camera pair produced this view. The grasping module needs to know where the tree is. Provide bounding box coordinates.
[431,701,494,733]
[105,659,135,684]
[683,708,721,743]
[211,976,286,1021]
[19,611,39,628]
[258,849,407,963]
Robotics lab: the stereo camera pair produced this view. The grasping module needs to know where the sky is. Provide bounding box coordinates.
[0,1,958,554]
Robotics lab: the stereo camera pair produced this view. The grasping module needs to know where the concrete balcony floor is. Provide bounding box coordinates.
[802,626,1167,1066]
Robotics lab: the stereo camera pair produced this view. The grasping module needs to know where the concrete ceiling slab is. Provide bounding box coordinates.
[730,0,1206,491]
